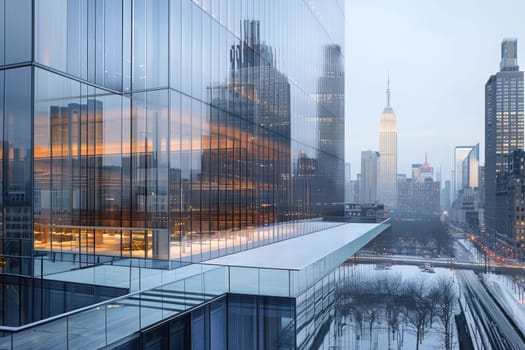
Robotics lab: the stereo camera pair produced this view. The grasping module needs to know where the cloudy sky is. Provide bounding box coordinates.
[345,0,525,182]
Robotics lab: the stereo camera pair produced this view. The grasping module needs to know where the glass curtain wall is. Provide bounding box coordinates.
[0,0,345,272]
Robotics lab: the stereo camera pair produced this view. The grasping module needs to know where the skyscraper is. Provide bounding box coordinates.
[461,144,480,189]
[378,78,398,208]
[485,39,524,232]
[454,146,474,198]
[361,150,380,203]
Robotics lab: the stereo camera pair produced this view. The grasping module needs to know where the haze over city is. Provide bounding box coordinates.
[346,0,525,179]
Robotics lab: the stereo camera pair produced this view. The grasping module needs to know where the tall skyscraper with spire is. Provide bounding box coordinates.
[378,77,398,208]
[485,39,524,233]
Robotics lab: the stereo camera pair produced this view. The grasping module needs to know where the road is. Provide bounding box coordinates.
[457,270,525,349]
[352,255,525,276]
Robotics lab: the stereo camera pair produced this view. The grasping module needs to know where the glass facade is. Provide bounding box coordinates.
[0,0,345,276]
[110,294,294,350]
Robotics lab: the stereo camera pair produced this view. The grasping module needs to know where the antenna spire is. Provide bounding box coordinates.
[386,72,391,108]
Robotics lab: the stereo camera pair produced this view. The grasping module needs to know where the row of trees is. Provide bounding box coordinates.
[367,218,454,257]
[335,269,457,350]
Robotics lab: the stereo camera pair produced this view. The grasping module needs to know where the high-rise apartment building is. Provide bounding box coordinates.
[361,151,380,203]
[485,39,524,232]
[378,79,398,208]
[0,1,392,349]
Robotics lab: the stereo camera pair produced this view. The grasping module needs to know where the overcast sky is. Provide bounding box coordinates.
[345,0,525,182]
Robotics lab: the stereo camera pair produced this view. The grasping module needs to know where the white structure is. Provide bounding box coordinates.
[379,77,398,208]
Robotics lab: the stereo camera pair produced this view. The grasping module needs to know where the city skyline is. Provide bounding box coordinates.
[346,0,525,181]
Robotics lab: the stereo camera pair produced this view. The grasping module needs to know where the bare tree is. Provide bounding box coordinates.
[426,285,441,328]
[435,276,457,350]
[402,278,430,350]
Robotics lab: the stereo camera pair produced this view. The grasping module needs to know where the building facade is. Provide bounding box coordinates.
[398,178,441,218]
[378,79,398,208]
[442,179,451,210]
[398,156,440,217]
[485,39,524,232]
[495,150,525,254]
[360,151,379,204]
[0,2,366,347]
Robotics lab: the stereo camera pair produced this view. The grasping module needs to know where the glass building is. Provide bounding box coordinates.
[485,39,524,233]
[0,1,392,349]
[0,0,345,275]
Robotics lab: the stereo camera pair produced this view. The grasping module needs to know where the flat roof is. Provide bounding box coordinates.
[205,222,383,270]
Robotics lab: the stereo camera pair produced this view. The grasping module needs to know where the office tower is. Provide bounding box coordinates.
[378,78,398,208]
[361,151,380,203]
[356,173,362,203]
[398,178,441,218]
[0,2,392,349]
[461,144,480,189]
[485,39,524,232]
[450,145,482,228]
[443,180,452,210]
[412,154,434,182]
[455,146,474,197]
[345,163,352,202]
[495,150,525,254]
[398,156,440,217]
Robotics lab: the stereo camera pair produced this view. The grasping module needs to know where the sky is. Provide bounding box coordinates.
[345,0,525,182]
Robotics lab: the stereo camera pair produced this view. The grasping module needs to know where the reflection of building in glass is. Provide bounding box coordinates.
[0,3,392,349]
[317,45,345,214]
[206,20,291,228]
[293,151,320,216]
[378,78,398,208]
[485,39,524,232]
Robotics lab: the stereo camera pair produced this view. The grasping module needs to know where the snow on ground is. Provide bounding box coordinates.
[482,273,525,334]
[322,264,459,350]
